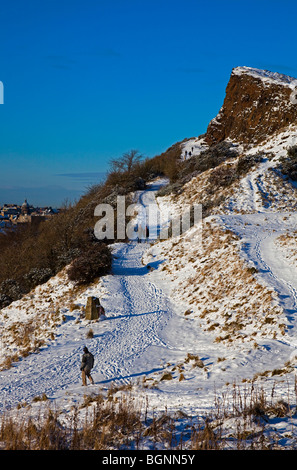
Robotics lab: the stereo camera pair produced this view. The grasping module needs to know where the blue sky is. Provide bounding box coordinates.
[0,0,297,207]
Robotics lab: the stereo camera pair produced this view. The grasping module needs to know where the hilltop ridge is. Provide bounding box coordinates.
[205,65,297,145]
[233,66,297,87]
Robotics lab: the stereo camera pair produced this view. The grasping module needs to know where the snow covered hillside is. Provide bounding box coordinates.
[2,66,297,448]
[1,151,297,447]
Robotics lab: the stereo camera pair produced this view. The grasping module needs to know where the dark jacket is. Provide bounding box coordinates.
[80,352,94,371]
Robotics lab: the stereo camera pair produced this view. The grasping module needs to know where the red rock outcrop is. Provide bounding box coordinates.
[205,66,297,146]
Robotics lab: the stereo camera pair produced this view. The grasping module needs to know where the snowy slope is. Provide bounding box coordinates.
[0,180,203,415]
[1,125,297,447]
[223,126,297,213]
[143,128,297,425]
[181,135,209,160]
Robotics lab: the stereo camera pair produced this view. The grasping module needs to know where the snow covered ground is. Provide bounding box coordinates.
[181,135,209,160]
[1,127,297,447]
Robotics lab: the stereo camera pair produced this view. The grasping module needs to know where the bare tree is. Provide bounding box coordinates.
[110,149,143,174]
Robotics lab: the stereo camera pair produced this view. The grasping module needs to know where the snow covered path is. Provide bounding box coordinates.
[91,241,173,385]
[0,243,174,412]
[1,178,297,419]
[0,179,176,411]
[217,211,297,348]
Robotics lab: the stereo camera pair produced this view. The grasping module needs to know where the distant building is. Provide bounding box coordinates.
[18,199,32,223]
[1,206,19,217]
[21,199,30,216]
[0,199,59,227]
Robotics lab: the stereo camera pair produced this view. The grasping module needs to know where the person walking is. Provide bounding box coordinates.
[80,346,95,386]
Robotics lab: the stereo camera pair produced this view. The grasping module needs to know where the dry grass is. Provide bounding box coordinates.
[276,230,297,267]
[163,146,297,216]
[149,220,286,346]
[0,380,297,450]
[0,270,93,371]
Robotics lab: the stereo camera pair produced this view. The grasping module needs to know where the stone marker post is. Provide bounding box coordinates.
[85,296,102,320]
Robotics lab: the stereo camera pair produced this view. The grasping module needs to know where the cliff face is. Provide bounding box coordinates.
[205,66,297,146]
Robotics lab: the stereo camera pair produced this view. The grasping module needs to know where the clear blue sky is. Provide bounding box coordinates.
[0,0,296,207]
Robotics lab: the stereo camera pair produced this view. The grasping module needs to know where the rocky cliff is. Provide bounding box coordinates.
[205,66,297,146]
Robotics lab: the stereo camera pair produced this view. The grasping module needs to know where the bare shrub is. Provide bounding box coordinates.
[0,381,296,450]
[278,145,297,180]
[86,329,94,339]
[67,243,112,285]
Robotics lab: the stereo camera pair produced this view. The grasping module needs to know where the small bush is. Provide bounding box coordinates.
[195,141,238,172]
[86,329,94,339]
[210,164,237,189]
[0,279,23,304]
[67,243,112,285]
[23,268,53,291]
[160,372,173,381]
[279,145,297,180]
[0,293,13,308]
[236,153,263,176]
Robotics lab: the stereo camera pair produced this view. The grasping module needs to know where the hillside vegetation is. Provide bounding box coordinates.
[1,133,297,308]
[2,66,297,450]
[0,144,183,308]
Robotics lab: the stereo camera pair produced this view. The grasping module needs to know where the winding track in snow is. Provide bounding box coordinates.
[1,174,297,413]
[217,212,297,345]
[0,180,173,411]
[222,158,297,341]
[96,241,172,384]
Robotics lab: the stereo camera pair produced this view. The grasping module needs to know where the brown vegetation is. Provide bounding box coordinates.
[0,380,296,450]
[151,220,286,346]
[279,145,297,180]
[0,142,186,308]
